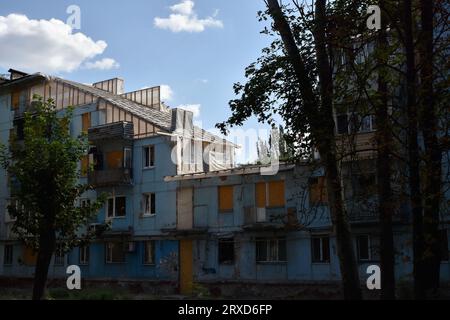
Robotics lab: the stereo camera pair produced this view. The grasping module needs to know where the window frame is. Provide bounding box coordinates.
[311,235,330,264]
[218,239,235,265]
[79,245,90,265]
[256,237,287,263]
[123,147,132,169]
[357,234,371,262]
[106,196,127,219]
[105,242,126,264]
[335,112,376,135]
[54,244,65,266]
[143,193,156,216]
[3,244,13,265]
[143,145,155,169]
[255,181,286,209]
[142,240,156,265]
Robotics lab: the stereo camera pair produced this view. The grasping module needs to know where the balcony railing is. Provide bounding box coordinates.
[88,168,133,187]
[88,122,134,141]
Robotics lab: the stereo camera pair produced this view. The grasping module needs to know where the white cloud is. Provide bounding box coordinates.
[171,0,194,15]
[84,58,119,70]
[177,104,201,118]
[154,0,223,33]
[0,14,112,73]
[160,84,174,101]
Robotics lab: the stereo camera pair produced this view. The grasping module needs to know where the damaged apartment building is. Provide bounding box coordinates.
[0,69,449,296]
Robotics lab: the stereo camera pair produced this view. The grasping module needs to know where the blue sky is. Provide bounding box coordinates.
[0,0,275,163]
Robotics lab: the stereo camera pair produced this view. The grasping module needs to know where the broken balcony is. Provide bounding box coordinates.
[87,122,134,187]
[243,206,298,231]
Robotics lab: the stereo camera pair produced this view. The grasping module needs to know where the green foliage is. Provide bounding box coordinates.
[215,1,377,160]
[0,95,106,252]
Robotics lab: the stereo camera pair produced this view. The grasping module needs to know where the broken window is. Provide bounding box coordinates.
[143,145,155,168]
[311,235,330,263]
[105,242,125,263]
[336,114,349,134]
[12,119,24,141]
[143,241,155,265]
[357,234,371,261]
[256,238,287,263]
[218,239,234,264]
[218,186,234,212]
[3,245,13,265]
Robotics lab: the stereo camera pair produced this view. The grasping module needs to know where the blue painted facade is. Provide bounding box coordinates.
[0,71,448,291]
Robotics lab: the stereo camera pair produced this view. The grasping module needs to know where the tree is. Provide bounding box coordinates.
[375,0,396,300]
[418,0,443,298]
[0,96,106,300]
[218,0,362,299]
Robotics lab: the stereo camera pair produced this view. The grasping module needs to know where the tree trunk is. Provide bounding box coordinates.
[419,0,442,298]
[376,1,395,300]
[403,0,426,299]
[266,0,362,299]
[32,229,56,300]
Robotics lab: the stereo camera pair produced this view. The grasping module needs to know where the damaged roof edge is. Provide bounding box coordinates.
[164,163,297,181]
[0,72,237,146]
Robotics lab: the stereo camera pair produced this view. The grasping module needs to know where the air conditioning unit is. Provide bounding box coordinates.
[256,207,267,222]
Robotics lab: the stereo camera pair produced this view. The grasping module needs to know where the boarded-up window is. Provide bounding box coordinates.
[22,246,37,266]
[255,182,266,208]
[268,181,285,207]
[106,151,123,169]
[11,91,20,110]
[82,112,91,133]
[255,181,285,208]
[218,186,234,212]
[309,176,328,205]
[80,155,89,177]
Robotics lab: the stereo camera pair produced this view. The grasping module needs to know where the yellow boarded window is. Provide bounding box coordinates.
[106,151,123,169]
[309,176,328,204]
[255,182,266,208]
[268,181,285,207]
[11,91,20,110]
[82,112,91,133]
[218,186,234,212]
[80,155,89,177]
[23,246,37,266]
